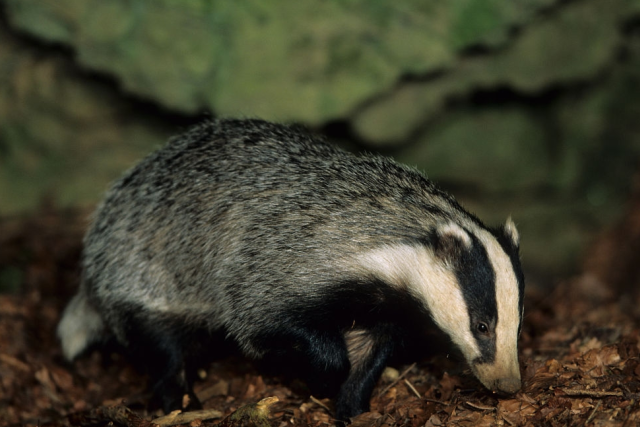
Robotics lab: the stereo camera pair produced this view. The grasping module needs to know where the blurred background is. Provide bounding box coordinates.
[1,0,640,293]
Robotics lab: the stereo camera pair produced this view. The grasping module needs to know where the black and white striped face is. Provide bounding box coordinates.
[451,219,524,394]
[354,218,524,395]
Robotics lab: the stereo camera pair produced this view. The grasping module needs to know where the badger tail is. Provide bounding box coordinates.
[57,291,105,360]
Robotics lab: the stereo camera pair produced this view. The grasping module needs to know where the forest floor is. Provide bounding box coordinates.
[1,202,640,427]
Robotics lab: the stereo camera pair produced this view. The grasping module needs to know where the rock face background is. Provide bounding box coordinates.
[1,0,640,283]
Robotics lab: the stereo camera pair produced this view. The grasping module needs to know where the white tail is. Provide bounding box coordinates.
[57,292,105,360]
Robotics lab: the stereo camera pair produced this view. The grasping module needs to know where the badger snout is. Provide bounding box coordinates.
[495,377,521,395]
[473,362,521,396]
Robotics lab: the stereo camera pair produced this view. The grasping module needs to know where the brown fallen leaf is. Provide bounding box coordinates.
[349,411,384,427]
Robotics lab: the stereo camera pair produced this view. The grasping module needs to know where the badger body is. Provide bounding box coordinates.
[58,119,524,421]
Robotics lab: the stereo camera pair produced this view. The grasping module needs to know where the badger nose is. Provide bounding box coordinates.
[496,377,521,395]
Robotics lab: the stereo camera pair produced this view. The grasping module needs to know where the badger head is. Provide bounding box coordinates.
[355,218,524,395]
[432,218,524,394]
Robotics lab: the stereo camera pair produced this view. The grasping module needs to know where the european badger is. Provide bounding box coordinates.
[58,119,524,421]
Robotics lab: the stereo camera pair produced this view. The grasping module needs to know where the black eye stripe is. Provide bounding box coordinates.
[452,232,497,362]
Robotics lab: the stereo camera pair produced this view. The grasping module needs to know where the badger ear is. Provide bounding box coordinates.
[434,222,472,264]
[504,216,519,247]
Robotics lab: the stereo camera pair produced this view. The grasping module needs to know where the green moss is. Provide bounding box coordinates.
[4,0,552,123]
[353,0,625,144]
[398,108,549,192]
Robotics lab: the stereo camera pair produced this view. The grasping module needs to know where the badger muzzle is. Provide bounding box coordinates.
[473,359,522,395]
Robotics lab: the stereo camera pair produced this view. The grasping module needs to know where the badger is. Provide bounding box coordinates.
[57,118,524,422]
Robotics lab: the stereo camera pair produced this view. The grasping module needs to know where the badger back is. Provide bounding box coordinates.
[83,119,462,315]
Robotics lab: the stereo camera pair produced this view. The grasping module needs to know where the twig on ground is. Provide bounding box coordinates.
[403,379,421,398]
[561,388,623,398]
[309,395,332,413]
[378,363,416,396]
[585,400,602,425]
[465,401,495,411]
[153,409,224,426]
[423,398,447,405]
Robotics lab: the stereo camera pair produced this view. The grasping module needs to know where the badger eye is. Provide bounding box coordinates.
[477,322,489,334]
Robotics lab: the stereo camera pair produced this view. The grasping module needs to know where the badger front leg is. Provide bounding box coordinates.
[335,324,396,422]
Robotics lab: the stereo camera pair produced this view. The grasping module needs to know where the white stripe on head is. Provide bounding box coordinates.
[436,222,472,248]
[351,243,481,362]
[473,228,521,390]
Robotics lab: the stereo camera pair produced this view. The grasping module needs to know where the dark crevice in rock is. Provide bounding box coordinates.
[619,13,640,36]
[0,11,202,133]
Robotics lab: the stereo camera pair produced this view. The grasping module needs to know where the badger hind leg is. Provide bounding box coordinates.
[57,291,106,361]
[118,309,202,414]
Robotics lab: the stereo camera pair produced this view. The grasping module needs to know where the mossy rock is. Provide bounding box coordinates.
[0,24,171,215]
[4,0,554,124]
